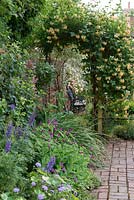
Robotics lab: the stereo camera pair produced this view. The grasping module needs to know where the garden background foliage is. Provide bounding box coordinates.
[0,0,134,199]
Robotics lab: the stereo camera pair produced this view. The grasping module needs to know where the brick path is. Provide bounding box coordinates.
[92,140,134,200]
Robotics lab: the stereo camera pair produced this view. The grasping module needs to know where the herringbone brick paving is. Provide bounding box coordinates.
[92,140,134,200]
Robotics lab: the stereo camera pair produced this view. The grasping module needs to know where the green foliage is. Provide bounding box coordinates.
[52,112,105,166]
[0,111,102,199]
[0,151,27,193]
[31,0,134,103]
[30,0,88,54]
[0,99,8,134]
[0,43,35,129]
[29,0,134,135]
[30,168,78,200]
[35,61,55,90]
[28,118,101,198]
[29,165,98,200]
[56,91,67,112]
[105,96,134,121]
[82,13,134,103]
[0,19,10,45]
[0,0,43,41]
[112,122,134,140]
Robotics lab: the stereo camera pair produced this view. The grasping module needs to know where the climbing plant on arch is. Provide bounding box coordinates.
[31,0,134,133]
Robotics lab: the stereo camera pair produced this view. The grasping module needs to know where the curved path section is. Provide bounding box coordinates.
[92,140,134,200]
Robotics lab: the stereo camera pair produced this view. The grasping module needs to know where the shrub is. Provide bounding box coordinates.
[112,122,134,140]
[0,151,27,193]
[0,43,36,133]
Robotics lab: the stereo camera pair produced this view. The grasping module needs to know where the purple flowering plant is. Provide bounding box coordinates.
[45,157,56,173]
[5,140,12,153]
[30,165,75,199]
[5,123,14,138]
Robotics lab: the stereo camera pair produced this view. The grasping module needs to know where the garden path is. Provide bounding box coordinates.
[92,140,134,200]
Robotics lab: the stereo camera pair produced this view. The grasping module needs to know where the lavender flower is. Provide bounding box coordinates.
[13,187,20,193]
[6,123,13,138]
[5,140,11,153]
[42,185,48,191]
[28,112,36,127]
[9,104,16,110]
[37,194,44,200]
[35,162,41,168]
[31,182,36,187]
[45,157,56,173]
